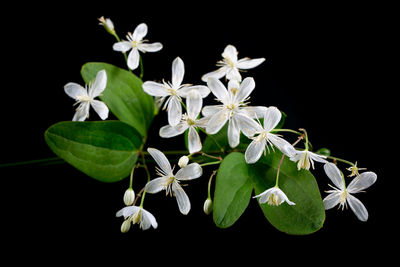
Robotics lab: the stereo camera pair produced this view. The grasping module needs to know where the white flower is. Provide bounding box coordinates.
[143,57,210,126]
[323,163,377,221]
[243,106,294,164]
[123,188,135,206]
[116,205,158,231]
[98,16,115,34]
[201,44,265,82]
[144,148,203,215]
[289,150,328,170]
[202,77,267,148]
[346,161,367,177]
[254,186,295,206]
[159,90,209,153]
[178,156,189,168]
[113,23,163,70]
[64,70,109,121]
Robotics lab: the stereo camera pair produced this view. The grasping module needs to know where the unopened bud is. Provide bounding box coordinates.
[98,16,115,35]
[123,188,135,206]
[178,156,189,168]
[203,198,213,215]
[121,219,131,233]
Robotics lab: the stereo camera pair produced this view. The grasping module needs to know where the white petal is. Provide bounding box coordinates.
[147,148,172,175]
[187,127,202,153]
[159,123,188,138]
[172,182,191,215]
[245,139,266,164]
[323,163,345,190]
[347,171,377,193]
[206,109,229,134]
[112,41,132,52]
[90,100,109,120]
[145,176,170,193]
[201,67,228,82]
[175,163,203,180]
[142,81,169,97]
[127,48,140,70]
[235,112,263,137]
[228,80,240,91]
[240,106,268,119]
[276,188,295,205]
[234,77,255,103]
[254,187,274,203]
[132,23,148,41]
[116,205,140,218]
[90,70,107,98]
[268,134,295,157]
[226,67,241,81]
[186,90,202,119]
[141,208,158,229]
[222,45,238,63]
[228,117,240,148]
[195,116,210,128]
[167,96,182,126]
[64,82,87,100]
[207,77,229,104]
[236,58,266,69]
[172,57,185,88]
[308,151,328,164]
[72,102,90,121]
[178,85,210,98]
[263,106,282,131]
[323,192,341,210]
[347,194,368,221]
[202,105,223,117]
[138,42,163,52]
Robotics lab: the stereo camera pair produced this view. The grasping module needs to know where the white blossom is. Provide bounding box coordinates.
[159,90,209,153]
[144,148,203,215]
[202,77,267,148]
[64,70,109,121]
[178,156,189,168]
[123,188,135,206]
[289,149,328,170]
[113,23,163,70]
[254,186,295,206]
[143,57,210,126]
[201,44,265,82]
[98,16,115,34]
[323,163,377,221]
[116,205,158,231]
[242,106,294,164]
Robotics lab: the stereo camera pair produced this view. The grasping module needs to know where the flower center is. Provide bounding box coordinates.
[168,88,178,96]
[230,87,238,95]
[76,95,92,102]
[131,210,142,224]
[131,40,139,48]
[186,117,195,126]
[164,176,176,196]
[225,58,236,68]
[339,189,348,205]
[267,193,281,206]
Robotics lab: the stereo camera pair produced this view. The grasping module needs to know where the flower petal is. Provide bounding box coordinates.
[127,48,140,70]
[235,112,263,137]
[90,70,107,98]
[245,139,266,164]
[112,41,132,52]
[141,208,158,229]
[222,45,238,63]
[347,171,377,193]
[323,163,345,190]
[234,77,255,103]
[308,151,328,164]
[132,23,148,41]
[202,105,223,117]
[145,176,170,193]
[186,90,202,119]
[64,82,87,100]
[207,77,229,104]
[323,192,341,210]
[138,42,163,52]
[226,67,241,81]
[172,182,191,215]
[142,81,169,97]
[167,96,182,126]
[72,102,90,121]
[347,194,368,221]
[240,106,268,119]
[187,127,202,153]
[159,123,188,138]
[228,117,240,148]
[91,100,109,120]
[206,109,229,134]
[147,147,172,175]
[201,67,228,82]
[172,57,185,88]
[236,58,266,69]
[178,85,210,98]
[263,106,282,131]
[116,205,140,218]
[254,187,273,203]
[267,134,294,157]
[175,163,203,180]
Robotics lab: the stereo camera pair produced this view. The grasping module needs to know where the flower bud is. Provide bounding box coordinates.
[178,156,189,168]
[121,219,131,233]
[98,16,115,35]
[203,198,213,215]
[123,188,135,206]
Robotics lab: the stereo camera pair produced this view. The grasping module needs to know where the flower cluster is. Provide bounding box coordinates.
[64,18,377,233]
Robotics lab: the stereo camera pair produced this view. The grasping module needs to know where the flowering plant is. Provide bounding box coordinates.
[43,18,377,235]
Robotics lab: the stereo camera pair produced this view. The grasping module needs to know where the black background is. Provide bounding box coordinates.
[1,1,395,264]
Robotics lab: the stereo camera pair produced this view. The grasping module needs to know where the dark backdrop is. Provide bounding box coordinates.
[1,1,394,264]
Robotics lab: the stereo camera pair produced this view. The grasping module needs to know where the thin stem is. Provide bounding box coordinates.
[201,152,222,161]
[0,157,62,168]
[270,129,302,136]
[129,164,138,189]
[275,154,285,187]
[139,55,144,79]
[200,161,221,167]
[139,151,151,207]
[299,128,309,150]
[207,170,217,199]
[324,155,355,167]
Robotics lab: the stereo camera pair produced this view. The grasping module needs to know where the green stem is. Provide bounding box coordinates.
[270,129,302,136]
[275,154,285,187]
[200,161,221,167]
[324,155,355,167]
[0,157,62,168]
[139,55,144,79]
[129,164,138,189]
[207,171,217,199]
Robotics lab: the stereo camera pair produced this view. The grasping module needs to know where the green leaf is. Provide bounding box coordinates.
[249,151,325,235]
[45,121,142,182]
[316,148,331,157]
[81,62,154,137]
[213,152,253,228]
